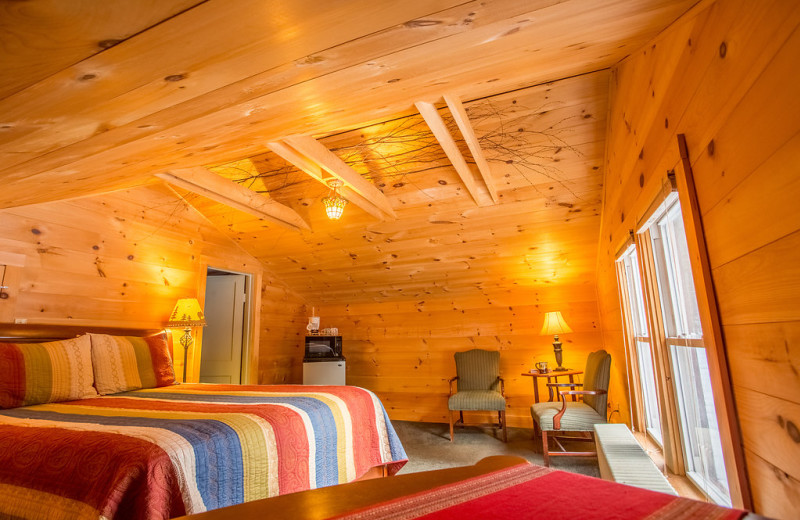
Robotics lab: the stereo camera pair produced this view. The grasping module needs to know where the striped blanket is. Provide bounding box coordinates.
[0,384,407,520]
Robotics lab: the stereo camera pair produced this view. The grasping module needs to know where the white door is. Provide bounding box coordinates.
[200,274,246,384]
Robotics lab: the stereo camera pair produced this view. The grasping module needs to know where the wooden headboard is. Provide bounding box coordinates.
[0,324,167,343]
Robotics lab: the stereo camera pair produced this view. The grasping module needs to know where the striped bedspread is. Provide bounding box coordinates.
[0,384,407,520]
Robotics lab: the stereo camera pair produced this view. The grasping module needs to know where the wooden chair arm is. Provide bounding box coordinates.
[545,382,583,388]
[499,376,505,397]
[448,376,459,397]
[552,390,608,429]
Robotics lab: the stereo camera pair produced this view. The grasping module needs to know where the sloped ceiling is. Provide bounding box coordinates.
[0,0,698,302]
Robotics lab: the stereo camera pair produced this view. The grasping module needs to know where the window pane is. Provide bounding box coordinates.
[670,344,730,506]
[624,252,648,338]
[636,340,662,445]
[661,205,703,338]
[618,247,662,444]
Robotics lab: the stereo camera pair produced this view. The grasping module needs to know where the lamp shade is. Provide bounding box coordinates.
[167,298,207,327]
[540,311,572,336]
[322,179,348,220]
[322,194,348,219]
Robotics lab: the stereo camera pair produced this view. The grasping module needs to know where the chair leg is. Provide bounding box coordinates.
[542,431,550,467]
[449,410,455,442]
[500,410,508,443]
[459,411,464,427]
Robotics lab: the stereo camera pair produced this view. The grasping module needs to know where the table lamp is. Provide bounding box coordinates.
[540,311,572,371]
[167,298,207,382]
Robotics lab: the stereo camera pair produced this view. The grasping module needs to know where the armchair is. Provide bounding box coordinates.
[530,349,611,465]
[448,349,507,442]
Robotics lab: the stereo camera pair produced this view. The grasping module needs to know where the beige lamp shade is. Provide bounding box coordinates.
[167,298,207,328]
[540,311,572,336]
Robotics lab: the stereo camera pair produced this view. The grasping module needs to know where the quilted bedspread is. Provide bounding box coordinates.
[0,384,407,520]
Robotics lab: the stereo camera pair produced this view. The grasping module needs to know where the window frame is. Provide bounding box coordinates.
[613,140,750,509]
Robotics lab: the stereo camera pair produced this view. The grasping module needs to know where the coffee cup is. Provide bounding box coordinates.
[535,361,549,373]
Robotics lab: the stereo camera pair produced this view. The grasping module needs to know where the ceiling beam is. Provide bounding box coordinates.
[269,136,397,220]
[415,101,489,207]
[443,94,499,204]
[155,167,311,232]
[267,141,388,221]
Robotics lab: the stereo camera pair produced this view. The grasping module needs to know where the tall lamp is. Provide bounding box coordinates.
[541,311,572,372]
[166,298,207,382]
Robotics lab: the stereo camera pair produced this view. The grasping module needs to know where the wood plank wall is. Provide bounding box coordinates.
[314,287,611,428]
[596,0,800,516]
[0,184,306,384]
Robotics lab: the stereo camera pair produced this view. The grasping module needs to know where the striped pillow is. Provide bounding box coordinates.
[0,335,97,409]
[90,332,176,395]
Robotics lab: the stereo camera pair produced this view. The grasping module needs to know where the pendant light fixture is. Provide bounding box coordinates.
[322,179,348,220]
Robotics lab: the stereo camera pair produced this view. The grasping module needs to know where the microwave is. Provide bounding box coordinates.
[304,335,343,361]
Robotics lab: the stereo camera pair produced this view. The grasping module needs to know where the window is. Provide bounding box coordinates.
[617,192,733,507]
[617,246,662,445]
[648,199,730,506]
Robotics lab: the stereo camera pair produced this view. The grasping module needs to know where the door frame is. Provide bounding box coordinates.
[194,262,261,384]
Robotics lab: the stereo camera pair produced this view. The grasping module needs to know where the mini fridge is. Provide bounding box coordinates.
[303,358,346,385]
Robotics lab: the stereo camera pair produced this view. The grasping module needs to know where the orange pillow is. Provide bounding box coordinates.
[90,332,176,395]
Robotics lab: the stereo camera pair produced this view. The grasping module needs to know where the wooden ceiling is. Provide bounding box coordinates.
[0,0,698,303]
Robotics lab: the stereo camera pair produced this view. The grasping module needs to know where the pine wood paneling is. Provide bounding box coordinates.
[0,0,694,209]
[598,0,800,515]
[0,185,306,386]
[315,293,619,428]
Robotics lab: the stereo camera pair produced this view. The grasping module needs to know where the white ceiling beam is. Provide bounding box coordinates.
[271,136,397,220]
[443,94,499,204]
[155,167,311,232]
[415,100,488,207]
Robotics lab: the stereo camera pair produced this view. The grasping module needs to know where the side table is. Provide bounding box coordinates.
[521,369,583,403]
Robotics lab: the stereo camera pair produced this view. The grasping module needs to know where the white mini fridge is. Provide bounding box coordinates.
[303,359,346,385]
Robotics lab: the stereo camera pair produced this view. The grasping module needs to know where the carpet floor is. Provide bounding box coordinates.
[391,420,600,478]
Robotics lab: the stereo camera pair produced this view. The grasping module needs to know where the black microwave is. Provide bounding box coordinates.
[304,335,343,361]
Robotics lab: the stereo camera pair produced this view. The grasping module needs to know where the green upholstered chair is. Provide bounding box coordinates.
[448,349,507,442]
[530,349,611,465]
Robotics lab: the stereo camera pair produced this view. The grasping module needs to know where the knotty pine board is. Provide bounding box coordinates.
[598,0,800,516]
[0,1,693,209]
[0,184,307,388]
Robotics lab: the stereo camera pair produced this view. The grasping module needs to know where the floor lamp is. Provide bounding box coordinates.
[167,298,207,382]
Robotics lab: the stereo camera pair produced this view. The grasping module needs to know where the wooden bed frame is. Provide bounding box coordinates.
[0,323,165,343]
[176,456,525,520]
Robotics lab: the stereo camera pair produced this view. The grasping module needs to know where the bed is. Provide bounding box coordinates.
[0,327,407,520]
[177,456,760,520]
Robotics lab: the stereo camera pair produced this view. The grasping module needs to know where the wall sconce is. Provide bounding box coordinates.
[166,298,207,382]
[540,311,572,371]
[322,179,348,220]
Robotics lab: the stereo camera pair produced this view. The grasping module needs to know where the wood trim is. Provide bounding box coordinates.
[443,94,499,204]
[266,140,392,221]
[175,456,527,520]
[635,230,685,475]
[156,168,311,232]
[415,100,488,207]
[280,135,397,219]
[636,171,678,231]
[0,324,166,342]
[675,133,752,509]
[615,258,646,433]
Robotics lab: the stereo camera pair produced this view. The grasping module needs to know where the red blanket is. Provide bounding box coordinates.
[334,464,745,520]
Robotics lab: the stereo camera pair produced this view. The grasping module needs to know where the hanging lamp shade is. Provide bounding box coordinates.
[322,179,348,220]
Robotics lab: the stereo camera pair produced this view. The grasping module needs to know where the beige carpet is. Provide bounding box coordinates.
[391,420,600,478]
